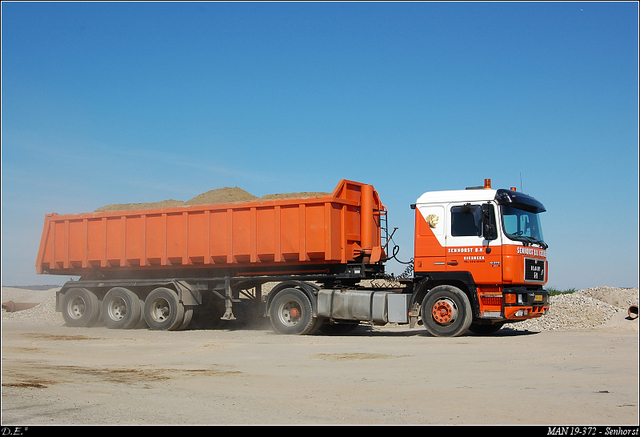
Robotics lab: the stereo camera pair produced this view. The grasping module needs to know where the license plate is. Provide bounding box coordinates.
[525,258,546,281]
[534,294,543,302]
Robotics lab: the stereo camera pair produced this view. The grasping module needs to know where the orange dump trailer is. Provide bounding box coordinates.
[37,180,396,334]
[36,180,386,278]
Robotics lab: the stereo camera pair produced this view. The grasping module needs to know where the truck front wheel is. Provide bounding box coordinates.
[269,288,319,335]
[421,285,472,337]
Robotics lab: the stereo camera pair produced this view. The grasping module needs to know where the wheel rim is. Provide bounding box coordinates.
[107,297,127,321]
[432,298,458,325]
[278,300,302,327]
[149,297,171,323]
[67,296,86,320]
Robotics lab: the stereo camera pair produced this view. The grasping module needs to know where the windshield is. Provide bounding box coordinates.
[501,205,547,249]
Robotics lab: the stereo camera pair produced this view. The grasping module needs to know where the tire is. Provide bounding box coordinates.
[269,288,319,335]
[101,287,144,329]
[61,287,101,327]
[178,306,194,330]
[421,285,473,337]
[469,321,504,335]
[144,287,185,331]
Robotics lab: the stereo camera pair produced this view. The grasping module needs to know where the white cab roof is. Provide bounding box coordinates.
[415,189,497,205]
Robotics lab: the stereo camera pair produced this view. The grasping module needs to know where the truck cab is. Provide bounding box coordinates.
[411,179,550,335]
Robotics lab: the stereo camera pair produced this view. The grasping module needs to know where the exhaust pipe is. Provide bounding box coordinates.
[628,305,639,320]
[1,301,39,313]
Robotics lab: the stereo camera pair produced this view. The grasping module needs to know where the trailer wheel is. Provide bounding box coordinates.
[101,287,144,329]
[178,306,194,330]
[269,288,319,335]
[421,285,472,337]
[61,287,101,327]
[144,287,185,331]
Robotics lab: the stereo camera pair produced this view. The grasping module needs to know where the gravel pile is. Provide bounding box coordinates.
[2,287,63,326]
[505,286,638,331]
[2,286,638,331]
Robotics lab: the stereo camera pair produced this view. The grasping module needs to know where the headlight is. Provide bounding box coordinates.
[514,309,529,317]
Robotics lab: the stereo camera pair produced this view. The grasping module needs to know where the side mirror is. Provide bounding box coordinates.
[482,204,498,240]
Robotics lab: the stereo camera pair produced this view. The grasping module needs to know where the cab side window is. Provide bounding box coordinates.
[451,204,482,237]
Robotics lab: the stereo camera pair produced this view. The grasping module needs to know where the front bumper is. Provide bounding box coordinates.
[503,288,550,320]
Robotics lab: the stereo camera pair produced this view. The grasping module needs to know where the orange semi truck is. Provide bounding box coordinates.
[36,179,550,336]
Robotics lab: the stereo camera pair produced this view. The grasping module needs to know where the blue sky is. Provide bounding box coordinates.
[2,1,638,290]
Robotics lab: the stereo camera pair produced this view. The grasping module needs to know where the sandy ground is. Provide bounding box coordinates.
[1,302,638,426]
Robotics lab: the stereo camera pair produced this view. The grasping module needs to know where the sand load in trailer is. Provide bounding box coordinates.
[35,180,387,279]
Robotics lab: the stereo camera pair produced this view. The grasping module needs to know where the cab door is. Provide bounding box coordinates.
[445,202,502,285]
[413,204,446,273]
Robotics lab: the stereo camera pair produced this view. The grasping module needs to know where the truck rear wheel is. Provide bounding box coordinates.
[144,287,185,331]
[421,285,472,337]
[269,288,319,335]
[101,287,144,329]
[61,287,101,327]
